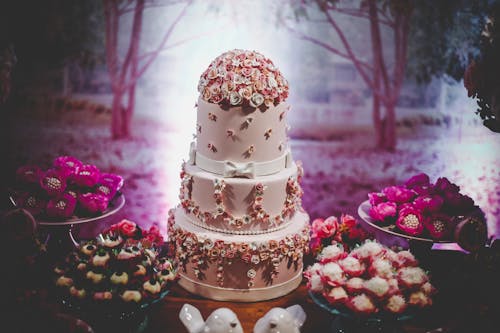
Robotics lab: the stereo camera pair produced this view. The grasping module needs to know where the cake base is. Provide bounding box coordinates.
[178,270,303,302]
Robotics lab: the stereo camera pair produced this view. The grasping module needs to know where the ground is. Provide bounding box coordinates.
[2,101,499,243]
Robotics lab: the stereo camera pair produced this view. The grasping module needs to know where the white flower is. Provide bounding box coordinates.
[232,58,242,67]
[249,93,264,108]
[321,262,344,283]
[230,91,242,106]
[267,74,278,88]
[319,244,344,261]
[233,74,244,85]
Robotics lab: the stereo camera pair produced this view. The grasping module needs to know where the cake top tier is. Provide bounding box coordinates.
[197,49,289,110]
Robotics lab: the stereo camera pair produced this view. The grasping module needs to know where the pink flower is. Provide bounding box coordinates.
[16,165,42,185]
[109,219,138,238]
[369,202,397,224]
[311,216,339,240]
[46,193,77,219]
[424,213,453,240]
[78,193,109,215]
[442,192,475,214]
[99,173,124,191]
[396,206,424,236]
[53,156,83,176]
[73,164,100,188]
[368,192,387,206]
[382,186,416,203]
[40,169,67,197]
[413,195,444,214]
[144,225,164,245]
[404,173,430,189]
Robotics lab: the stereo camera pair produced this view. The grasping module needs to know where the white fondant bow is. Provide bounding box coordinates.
[223,161,255,178]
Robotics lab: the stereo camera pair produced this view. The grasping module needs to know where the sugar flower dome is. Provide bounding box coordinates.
[197,49,289,109]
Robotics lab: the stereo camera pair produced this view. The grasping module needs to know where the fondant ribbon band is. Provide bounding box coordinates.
[189,142,292,178]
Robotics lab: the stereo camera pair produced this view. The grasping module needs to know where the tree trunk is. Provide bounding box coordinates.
[111,90,124,139]
[382,102,397,151]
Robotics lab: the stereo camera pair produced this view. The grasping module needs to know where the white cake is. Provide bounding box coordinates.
[168,49,310,301]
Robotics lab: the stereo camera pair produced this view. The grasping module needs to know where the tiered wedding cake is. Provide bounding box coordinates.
[168,49,310,301]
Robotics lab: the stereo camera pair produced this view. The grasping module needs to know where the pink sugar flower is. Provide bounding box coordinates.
[78,193,109,215]
[369,202,397,224]
[396,206,424,236]
[53,156,83,176]
[413,195,444,214]
[99,173,124,191]
[46,193,77,219]
[404,173,430,189]
[40,169,67,197]
[16,165,42,185]
[73,164,100,188]
[382,186,416,204]
[423,213,453,240]
[368,192,387,206]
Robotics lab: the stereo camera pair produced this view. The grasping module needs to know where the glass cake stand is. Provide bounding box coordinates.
[357,200,456,259]
[309,291,416,333]
[10,194,125,256]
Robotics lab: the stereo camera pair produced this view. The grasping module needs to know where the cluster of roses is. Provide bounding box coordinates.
[310,214,371,255]
[368,173,483,241]
[198,49,289,110]
[13,156,124,219]
[54,219,176,307]
[305,240,435,316]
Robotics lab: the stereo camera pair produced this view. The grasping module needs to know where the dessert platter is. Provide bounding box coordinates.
[8,156,126,251]
[358,173,488,253]
[167,49,310,301]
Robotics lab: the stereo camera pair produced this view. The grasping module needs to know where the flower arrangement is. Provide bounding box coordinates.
[310,214,372,256]
[305,240,436,316]
[12,156,124,220]
[198,49,289,110]
[53,219,176,309]
[367,173,486,242]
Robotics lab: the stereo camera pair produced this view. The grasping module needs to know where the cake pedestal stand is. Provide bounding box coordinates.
[36,194,125,258]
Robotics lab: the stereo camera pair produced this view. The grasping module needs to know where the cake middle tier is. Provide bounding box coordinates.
[179,161,304,234]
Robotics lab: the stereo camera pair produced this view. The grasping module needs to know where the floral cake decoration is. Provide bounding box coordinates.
[53,219,177,308]
[12,155,124,220]
[198,49,289,110]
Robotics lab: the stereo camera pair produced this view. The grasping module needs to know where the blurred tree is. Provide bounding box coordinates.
[281,0,491,150]
[102,0,194,139]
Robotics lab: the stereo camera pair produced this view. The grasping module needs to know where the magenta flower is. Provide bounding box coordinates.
[16,165,42,185]
[40,169,67,197]
[96,173,124,198]
[443,192,475,213]
[16,192,46,216]
[434,177,460,194]
[404,173,430,189]
[72,164,100,188]
[368,192,387,206]
[396,206,424,236]
[54,156,83,176]
[424,214,452,240]
[413,195,444,214]
[369,202,397,224]
[78,193,109,214]
[412,185,435,196]
[46,193,77,219]
[382,186,416,204]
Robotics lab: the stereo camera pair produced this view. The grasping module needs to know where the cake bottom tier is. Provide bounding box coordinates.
[168,207,310,302]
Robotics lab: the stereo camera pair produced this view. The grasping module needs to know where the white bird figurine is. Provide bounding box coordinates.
[253,305,307,333]
[179,303,243,333]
